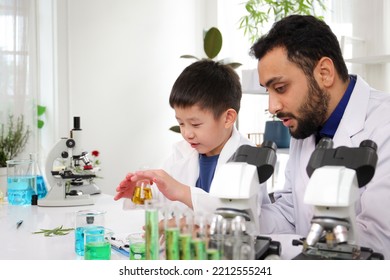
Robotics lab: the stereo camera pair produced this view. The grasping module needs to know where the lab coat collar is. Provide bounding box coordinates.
[217,126,241,169]
[333,75,370,146]
[297,75,371,182]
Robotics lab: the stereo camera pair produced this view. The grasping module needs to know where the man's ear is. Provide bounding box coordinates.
[224,108,237,127]
[316,57,335,88]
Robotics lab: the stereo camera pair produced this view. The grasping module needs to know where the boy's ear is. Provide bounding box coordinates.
[225,109,237,127]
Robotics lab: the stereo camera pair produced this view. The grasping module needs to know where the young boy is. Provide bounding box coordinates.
[114,59,268,213]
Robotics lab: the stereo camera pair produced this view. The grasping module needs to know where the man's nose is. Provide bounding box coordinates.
[268,94,282,115]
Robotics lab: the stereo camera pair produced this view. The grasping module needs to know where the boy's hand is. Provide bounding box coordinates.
[114,172,139,201]
[135,170,193,209]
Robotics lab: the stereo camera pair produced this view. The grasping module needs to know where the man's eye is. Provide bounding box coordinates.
[275,85,286,93]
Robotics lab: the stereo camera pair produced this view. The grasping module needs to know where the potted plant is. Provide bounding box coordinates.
[170,27,242,133]
[0,115,31,197]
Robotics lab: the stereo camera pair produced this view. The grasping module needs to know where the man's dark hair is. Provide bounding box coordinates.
[169,59,242,118]
[250,15,349,82]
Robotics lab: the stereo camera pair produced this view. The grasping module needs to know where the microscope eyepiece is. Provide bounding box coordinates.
[73,116,81,130]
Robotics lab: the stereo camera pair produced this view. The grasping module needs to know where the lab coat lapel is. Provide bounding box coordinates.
[216,126,241,170]
[333,75,369,146]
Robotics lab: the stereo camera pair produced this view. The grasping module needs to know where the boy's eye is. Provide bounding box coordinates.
[192,123,201,127]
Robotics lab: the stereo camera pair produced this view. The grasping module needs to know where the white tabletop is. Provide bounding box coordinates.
[0,194,145,260]
[0,194,302,260]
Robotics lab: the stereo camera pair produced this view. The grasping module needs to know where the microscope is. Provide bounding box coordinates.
[209,142,281,259]
[38,117,98,207]
[293,138,384,260]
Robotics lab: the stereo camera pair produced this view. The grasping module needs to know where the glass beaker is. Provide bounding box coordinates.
[6,159,35,205]
[75,209,106,256]
[127,232,146,260]
[84,226,112,260]
[131,179,152,205]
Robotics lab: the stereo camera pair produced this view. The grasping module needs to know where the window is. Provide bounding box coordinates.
[0,0,38,155]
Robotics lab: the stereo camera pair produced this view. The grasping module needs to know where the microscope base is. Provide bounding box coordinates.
[38,194,94,207]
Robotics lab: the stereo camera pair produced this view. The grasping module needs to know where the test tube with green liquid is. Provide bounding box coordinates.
[145,199,159,260]
[164,207,180,260]
[179,210,193,260]
[191,212,207,260]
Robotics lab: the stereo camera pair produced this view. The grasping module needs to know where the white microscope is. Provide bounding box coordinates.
[293,138,384,260]
[209,142,281,259]
[38,117,98,207]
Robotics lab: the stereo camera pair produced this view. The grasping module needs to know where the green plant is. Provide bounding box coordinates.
[33,225,74,237]
[180,27,242,69]
[238,0,326,44]
[37,104,46,129]
[0,115,31,167]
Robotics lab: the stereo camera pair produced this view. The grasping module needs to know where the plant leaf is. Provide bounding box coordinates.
[32,225,74,237]
[204,27,222,59]
[37,105,46,116]
[169,125,181,133]
[37,119,44,129]
[180,55,200,60]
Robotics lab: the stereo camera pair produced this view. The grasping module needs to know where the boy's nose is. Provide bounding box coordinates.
[183,128,195,139]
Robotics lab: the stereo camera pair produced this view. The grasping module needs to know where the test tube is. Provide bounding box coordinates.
[179,210,193,260]
[164,206,180,260]
[207,214,225,260]
[145,199,160,260]
[191,212,207,260]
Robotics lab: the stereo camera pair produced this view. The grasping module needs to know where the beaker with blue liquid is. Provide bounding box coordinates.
[75,209,106,256]
[6,154,47,205]
[6,159,35,205]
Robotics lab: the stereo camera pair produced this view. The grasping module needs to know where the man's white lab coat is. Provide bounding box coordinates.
[260,75,390,259]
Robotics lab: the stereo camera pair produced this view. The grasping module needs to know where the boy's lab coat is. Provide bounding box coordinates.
[259,75,390,259]
[159,126,270,213]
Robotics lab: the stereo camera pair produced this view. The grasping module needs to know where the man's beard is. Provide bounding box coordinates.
[277,76,330,139]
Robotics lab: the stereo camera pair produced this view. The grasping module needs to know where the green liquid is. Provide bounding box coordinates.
[179,234,192,260]
[165,227,180,260]
[130,242,146,260]
[207,248,221,260]
[145,209,159,260]
[84,242,111,260]
[191,238,206,260]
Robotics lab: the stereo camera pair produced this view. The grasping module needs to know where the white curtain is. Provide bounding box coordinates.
[0,0,38,157]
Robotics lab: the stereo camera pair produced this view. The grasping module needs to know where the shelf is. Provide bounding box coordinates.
[344,54,390,65]
[242,89,268,95]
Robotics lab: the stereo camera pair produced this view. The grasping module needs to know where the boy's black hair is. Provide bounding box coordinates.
[169,59,242,118]
[250,15,349,82]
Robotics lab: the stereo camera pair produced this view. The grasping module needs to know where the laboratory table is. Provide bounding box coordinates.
[0,194,301,260]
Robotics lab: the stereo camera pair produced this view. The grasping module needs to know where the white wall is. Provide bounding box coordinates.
[55,0,216,195]
[43,0,390,196]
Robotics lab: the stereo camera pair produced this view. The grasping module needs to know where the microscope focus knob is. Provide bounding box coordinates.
[61,151,69,158]
[66,139,76,148]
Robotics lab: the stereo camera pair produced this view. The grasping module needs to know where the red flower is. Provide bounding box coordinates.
[91,150,99,157]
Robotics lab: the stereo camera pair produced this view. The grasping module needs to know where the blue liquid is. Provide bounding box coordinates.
[75,226,105,256]
[36,175,47,199]
[7,176,35,205]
